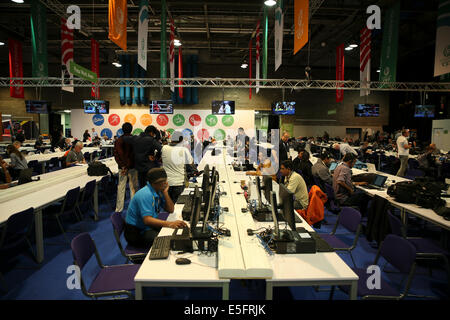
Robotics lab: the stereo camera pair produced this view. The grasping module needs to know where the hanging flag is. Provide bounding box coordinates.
[294,0,308,55]
[249,39,252,100]
[336,44,345,103]
[108,0,127,50]
[256,21,261,94]
[31,0,48,77]
[160,0,167,79]
[178,47,183,99]
[360,27,371,96]
[262,7,268,81]
[138,0,149,70]
[169,19,175,92]
[379,2,400,83]
[434,0,450,77]
[91,39,100,98]
[8,38,24,98]
[61,19,74,93]
[274,0,284,71]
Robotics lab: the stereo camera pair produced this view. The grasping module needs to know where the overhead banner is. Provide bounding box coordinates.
[138,0,149,70]
[160,0,167,79]
[336,44,345,103]
[91,39,100,98]
[249,39,252,100]
[434,0,450,77]
[379,2,400,83]
[360,27,372,96]
[108,0,127,50]
[178,47,183,99]
[169,19,175,92]
[274,0,284,71]
[8,38,24,99]
[61,18,74,93]
[294,0,308,55]
[31,0,48,78]
[256,21,261,94]
[69,60,98,83]
[262,7,268,81]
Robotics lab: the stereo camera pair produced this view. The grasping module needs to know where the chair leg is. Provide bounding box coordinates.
[329,286,336,300]
[349,252,357,268]
[53,216,71,244]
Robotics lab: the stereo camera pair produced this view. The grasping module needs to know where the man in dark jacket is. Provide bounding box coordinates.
[114,122,139,213]
[134,125,162,188]
[279,131,290,162]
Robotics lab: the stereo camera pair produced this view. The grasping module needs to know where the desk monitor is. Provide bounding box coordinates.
[202,172,217,232]
[279,184,296,231]
[201,164,210,203]
[190,186,202,234]
[18,168,33,185]
[270,191,280,238]
[373,174,388,187]
[263,175,273,205]
[256,176,263,208]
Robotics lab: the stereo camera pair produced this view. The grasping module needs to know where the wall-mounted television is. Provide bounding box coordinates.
[354,104,379,117]
[212,100,235,114]
[25,100,51,114]
[150,100,173,114]
[83,100,109,114]
[272,101,296,115]
[414,105,435,118]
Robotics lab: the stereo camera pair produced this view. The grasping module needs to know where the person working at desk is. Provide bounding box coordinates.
[312,151,333,188]
[66,141,86,166]
[0,156,12,189]
[333,142,358,157]
[293,149,313,188]
[7,143,28,179]
[417,144,438,178]
[396,129,411,177]
[124,168,187,248]
[280,160,309,210]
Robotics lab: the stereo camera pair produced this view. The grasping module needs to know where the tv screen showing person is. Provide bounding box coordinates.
[150,100,173,114]
[272,102,296,115]
[212,100,235,114]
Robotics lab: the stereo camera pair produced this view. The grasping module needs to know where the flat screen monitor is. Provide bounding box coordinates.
[212,100,235,114]
[279,183,296,232]
[256,176,263,208]
[372,174,388,187]
[414,105,435,118]
[83,100,109,114]
[263,175,273,205]
[202,172,217,232]
[270,191,280,238]
[272,102,296,115]
[189,186,202,234]
[150,100,173,114]
[25,101,50,114]
[201,164,210,203]
[354,104,379,117]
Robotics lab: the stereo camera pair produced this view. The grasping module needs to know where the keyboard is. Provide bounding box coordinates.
[149,236,172,260]
[361,184,384,190]
[309,233,335,252]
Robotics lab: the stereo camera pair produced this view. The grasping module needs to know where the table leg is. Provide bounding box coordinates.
[265,281,273,300]
[400,208,408,231]
[349,280,357,300]
[93,184,99,221]
[35,208,44,263]
[41,162,46,174]
[222,283,229,300]
[135,282,142,300]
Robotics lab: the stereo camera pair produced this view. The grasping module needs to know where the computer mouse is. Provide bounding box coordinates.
[175,258,191,265]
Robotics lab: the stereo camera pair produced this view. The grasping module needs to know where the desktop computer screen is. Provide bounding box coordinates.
[263,175,273,205]
[279,184,296,232]
[189,186,201,235]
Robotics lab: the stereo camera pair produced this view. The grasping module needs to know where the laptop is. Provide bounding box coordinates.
[362,174,388,190]
[329,162,338,172]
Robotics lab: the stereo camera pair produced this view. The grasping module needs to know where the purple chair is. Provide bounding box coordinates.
[324,183,341,214]
[319,207,362,267]
[71,233,140,299]
[78,180,97,221]
[330,234,418,300]
[110,212,148,264]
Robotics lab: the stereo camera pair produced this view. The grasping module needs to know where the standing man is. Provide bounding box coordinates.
[161,131,194,203]
[114,122,139,213]
[279,131,290,162]
[396,129,411,177]
[134,125,162,188]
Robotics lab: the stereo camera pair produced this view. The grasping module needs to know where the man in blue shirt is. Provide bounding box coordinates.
[124,167,187,247]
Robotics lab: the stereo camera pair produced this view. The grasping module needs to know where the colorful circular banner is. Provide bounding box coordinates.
[189,114,202,126]
[222,115,234,127]
[205,114,218,127]
[132,128,144,136]
[124,113,136,126]
[182,128,193,137]
[197,128,210,141]
[92,114,104,126]
[100,128,113,139]
[108,114,121,126]
[214,129,226,141]
[140,114,153,127]
[172,114,185,127]
[157,114,169,126]
[116,129,124,137]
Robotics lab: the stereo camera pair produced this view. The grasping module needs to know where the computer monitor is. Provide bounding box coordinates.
[270,191,280,238]
[256,176,263,208]
[202,172,217,232]
[263,175,273,205]
[189,186,202,234]
[201,164,210,203]
[18,168,33,185]
[372,174,388,187]
[279,184,296,232]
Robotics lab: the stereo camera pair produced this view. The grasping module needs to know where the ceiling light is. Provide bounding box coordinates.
[349,44,358,48]
[11,0,24,3]
[64,110,71,113]
[377,69,380,73]
[174,41,182,47]
[264,0,277,7]
[112,62,122,67]
[241,63,248,69]
[345,47,353,51]
[0,42,4,46]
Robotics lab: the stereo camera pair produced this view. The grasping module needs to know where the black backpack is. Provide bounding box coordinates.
[87,161,113,176]
[387,181,417,204]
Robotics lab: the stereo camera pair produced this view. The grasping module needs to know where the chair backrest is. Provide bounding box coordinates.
[387,210,405,238]
[62,187,80,214]
[338,207,361,233]
[28,160,38,167]
[324,183,335,201]
[0,208,34,248]
[379,234,417,274]
[82,180,96,202]
[71,233,97,270]
[110,212,125,237]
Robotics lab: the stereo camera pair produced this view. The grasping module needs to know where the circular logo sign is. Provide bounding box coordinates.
[92,114,104,126]
[172,114,185,127]
[189,114,202,126]
[157,114,169,126]
[100,128,113,139]
[182,128,193,137]
[140,114,153,126]
[214,129,226,141]
[116,129,124,137]
[124,114,136,126]
[108,114,121,126]
[132,128,143,136]
[222,115,234,127]
[205,115,218,127]
[197,129,210,141]
[166,128,175,136]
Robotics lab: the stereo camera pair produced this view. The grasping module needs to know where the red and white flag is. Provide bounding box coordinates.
[91,38,100,98]
[169,19,175,92]
[61,18,74,93]
[336,44,345,102]
[8,38,24,98]
[360,27,371,96]
[178,47,183,99]
[256,21,261,94]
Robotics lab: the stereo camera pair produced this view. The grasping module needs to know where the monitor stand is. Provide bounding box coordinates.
[273,229,316,254]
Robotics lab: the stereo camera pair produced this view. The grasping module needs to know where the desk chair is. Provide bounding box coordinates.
[27,160,41,175]
[324,183,341,215]
[71,233,140,299]
[330,234,417,300]
[47,157,61,172]
[78,180,97,222]
[99,176,116,211]
[83,152,91,163]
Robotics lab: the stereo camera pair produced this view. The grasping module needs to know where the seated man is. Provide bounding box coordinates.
[0,156,12,189]
[124,168,187,247]
[312,151,333,189]
[333,142,358,157]
[66,141,86,166]
[280,160,309,210]
[333,153,370,215]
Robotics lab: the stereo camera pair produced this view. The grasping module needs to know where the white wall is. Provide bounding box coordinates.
[293,125,383,140]
[432,119,450,152]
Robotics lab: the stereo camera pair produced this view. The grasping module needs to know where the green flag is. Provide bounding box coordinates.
[379,2,400,83]
[69,61,98,82]
[263,6,268,81]
[160,0,167,79]
[31,0,48,78]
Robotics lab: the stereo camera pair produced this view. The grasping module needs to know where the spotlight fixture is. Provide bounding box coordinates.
[241,59,248,69]
[349,44,358,48]
[376,69,381,73]
[264,0,277,7]
[174,39,182,47]
[64,110,71,113]
[0,41,4,46]
[112,61,122,67]
[11,0,25,3]
[345,47,353,51]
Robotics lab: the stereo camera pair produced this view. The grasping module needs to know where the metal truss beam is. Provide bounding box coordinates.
[2,78,450,92]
